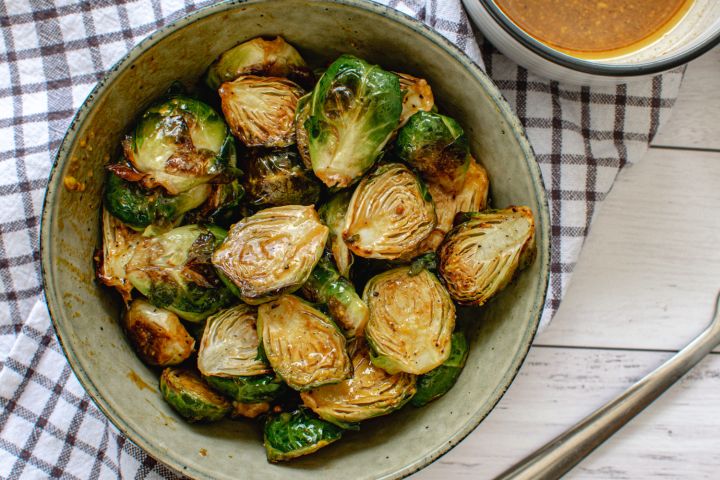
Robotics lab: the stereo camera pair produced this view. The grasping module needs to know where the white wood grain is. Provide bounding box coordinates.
[652,46,720,150]
[413,347,720,480]
[539,147,720,352]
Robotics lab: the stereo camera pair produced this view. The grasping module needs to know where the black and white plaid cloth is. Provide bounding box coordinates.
[0,0,684,477]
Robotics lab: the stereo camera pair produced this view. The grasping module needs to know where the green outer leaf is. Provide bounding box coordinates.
[306,54,402,188]
[411,331,469,407]
[159,368,231,422]
[263,409,343,462]
[205,374,286,403]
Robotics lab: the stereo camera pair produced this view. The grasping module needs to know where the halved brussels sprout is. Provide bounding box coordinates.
[242,148,321,208]
[406,158,490,257]
[206,374,286,404]
[124,299,195,366]
[318,190,354,279]
[438,206,536,306]
[121,95,233,195]
[126,224,233,322]
[301,255,369,339]
[396,72,435,127]
[96,209,142,303]
[183,179,244,227]
[205,36,312,91]
[395,111,470,192]
[411,331,469,407]
[232,401,270,419]
[257,295,351,391]
[305,54,403,188]
[197,304,270,377]
[294,94,312,169]
[264,408,343,462]
[159,367,231,422]
[343,163,436,260]
[212,205,328,304]
[104,171,211,230]
[364,267,455,375]
[219,75,304,148]
[301,339,416,427]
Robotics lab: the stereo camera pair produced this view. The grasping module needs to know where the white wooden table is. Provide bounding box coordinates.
[415,46,720,479]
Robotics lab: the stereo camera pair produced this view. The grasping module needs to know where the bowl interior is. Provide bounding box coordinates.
[41,1,549,479]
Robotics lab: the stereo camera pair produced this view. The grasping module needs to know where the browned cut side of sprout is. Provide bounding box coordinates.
[364,267,455,375]
[294,94,313,169]
[342,163,436,260]
[258,295,351,391]
[124,299,195,366]
[438,206,536,306]
[395,72,435,127]
[219,75,304,148]
[212,205,328,304]
[96,208,142,304]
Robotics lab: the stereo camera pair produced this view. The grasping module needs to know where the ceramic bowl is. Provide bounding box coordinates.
[463,0,720,85]
[41,1,549,478]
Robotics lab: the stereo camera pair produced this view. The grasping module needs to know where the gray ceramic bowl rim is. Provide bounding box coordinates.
[473,0,720,77]
[40,0,550,478]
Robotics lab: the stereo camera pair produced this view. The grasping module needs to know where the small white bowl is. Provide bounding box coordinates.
[463,0,720,85]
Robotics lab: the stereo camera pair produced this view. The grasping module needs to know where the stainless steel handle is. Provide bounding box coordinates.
[495,291,720,480]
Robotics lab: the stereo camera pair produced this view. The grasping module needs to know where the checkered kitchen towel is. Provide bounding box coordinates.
[0,0,684,477]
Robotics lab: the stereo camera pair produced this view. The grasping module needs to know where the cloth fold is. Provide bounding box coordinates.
[0,0,683,477]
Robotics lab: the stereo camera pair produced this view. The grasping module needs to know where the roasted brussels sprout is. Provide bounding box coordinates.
[219,75,304,148]
[242,148,321,208]
[301,255,369,339]
[183,179,244,227]
[396,72,435,127]
[264,408,343,462]
[364,267,455,375]
[232,401,270,419]
[305,55,403,188]
[197,304,270,377]
[438,206,536,306]
[343,163,436,260]
[124,299,195,366]
[212,205,328,304]
[96,209,142,303]
[121,95,233,195]
[395,111,470,192]
[159,367,231,422]
[126,224,233,322]
[206,374,285,404]
[258,295,351,391]
[294,93,312,169]
[301,339,416,427]
[411,331,469,407]
[318,190,354,279]
[205,37,312,91]
[104,171,211,230]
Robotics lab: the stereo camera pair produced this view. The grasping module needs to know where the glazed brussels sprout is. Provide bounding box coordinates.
[305,54,403,188]
[212,205,328,304]
[126,224,234,322]
[343,163,436,260]
[124,299,195,366]
[104,171,211,230]
[263,408,343,462]
[395,111,470,192]
[364,267,455,375]
[294,94,312,169]
[121,95,233,195]
[206,375,285,404]
[411,331,469,407]
[183,179,244,227]
[257,295,351,391]
[96,209,142,303]
[242,148,321,208]
[438,206,536,306]
[301,255,369,339]
[159,367,231,422]
[318,190,354,279]
[219,75,304,148]
[396,72,435,127]
[301,339,416,427]
[205,36,312,91]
